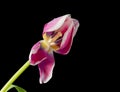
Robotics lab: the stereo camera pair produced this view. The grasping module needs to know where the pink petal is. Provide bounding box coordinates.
[29,41,48,65]
[58,16,72,34]
[72,19,80,37]
[43,14,70,33]
[55,19,79,55]
[38,50,55,84]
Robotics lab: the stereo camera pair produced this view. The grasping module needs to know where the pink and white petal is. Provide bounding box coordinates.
[55,23,74,54]
[72,19,80,37]
[38,51,55,84]
[55,20,79,55]
[58,16,73,34]
[43,14,70,33]
[29,41,48,66]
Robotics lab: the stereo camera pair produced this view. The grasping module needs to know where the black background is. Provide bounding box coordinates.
[0,1,106,92]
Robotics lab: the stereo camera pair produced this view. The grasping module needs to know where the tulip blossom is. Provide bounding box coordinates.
[29,14,80,84]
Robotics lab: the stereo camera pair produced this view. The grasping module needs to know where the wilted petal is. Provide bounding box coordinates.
[38,50,55,84]
[29,41,49,65]
[43,14,70,33]
[55,19,79,55]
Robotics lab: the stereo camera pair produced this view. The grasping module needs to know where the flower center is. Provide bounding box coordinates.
[48,32,62,43]
[43,32,62,50]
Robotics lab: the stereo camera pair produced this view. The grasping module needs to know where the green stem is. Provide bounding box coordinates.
[0,60,30,92]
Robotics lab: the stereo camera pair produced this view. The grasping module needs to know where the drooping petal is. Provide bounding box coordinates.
[38,50,55,84]
[29,41,49,66]
[55,19,79,55]
[43,14,70,33]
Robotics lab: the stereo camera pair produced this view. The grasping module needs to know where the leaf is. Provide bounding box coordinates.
[7,84,27,92]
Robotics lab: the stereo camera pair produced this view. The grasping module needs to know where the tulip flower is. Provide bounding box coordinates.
[29,14,80,84]
[0,14,79,92]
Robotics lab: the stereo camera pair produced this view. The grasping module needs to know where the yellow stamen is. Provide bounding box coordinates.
[51,44,60,50]
[43,33,49,41]
[41,40,49,50]
[43,32,62,51]
[50,32,62,42]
